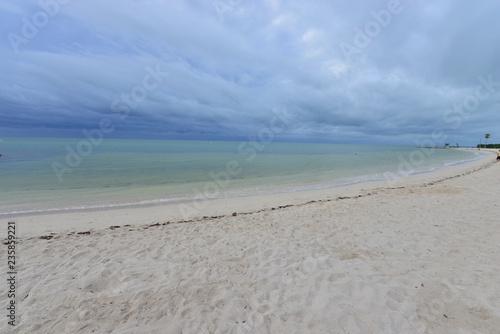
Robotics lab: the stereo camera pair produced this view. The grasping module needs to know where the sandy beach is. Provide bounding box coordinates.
[1,150,499,333]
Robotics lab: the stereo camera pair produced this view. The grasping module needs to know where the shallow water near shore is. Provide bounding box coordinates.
[0,137,483,216]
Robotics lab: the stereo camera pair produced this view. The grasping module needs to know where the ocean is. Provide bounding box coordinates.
[0,137,483,217]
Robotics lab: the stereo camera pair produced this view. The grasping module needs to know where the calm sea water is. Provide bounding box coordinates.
[0,137,482,216]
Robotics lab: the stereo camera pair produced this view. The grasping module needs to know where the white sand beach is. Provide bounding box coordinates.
[1,150,499,333]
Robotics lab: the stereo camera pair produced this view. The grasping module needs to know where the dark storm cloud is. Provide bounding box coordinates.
[1,0,499,145]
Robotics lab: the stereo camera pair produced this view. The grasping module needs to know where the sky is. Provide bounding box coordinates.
[1,0,499,146]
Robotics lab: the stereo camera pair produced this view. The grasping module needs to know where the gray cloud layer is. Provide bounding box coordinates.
[1,0,499,145]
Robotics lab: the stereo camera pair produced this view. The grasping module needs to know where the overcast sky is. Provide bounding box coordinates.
[1,0,499,145]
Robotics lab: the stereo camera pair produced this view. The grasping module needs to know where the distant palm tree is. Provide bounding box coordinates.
[485,134,490,147]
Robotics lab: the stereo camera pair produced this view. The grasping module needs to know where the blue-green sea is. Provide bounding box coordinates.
[0,137,483,217]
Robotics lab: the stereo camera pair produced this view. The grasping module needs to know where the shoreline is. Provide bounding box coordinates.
[1,146,483,219]
[0,147,484,217]
[1,149,494,238]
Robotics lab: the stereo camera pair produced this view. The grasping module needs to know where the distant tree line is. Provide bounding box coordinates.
[477,133,497,148]
[477,144,500,148]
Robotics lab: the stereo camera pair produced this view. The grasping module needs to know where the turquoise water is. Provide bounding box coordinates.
[0,137,482,216]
